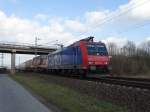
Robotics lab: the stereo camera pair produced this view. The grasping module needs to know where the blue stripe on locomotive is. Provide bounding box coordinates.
[48,46,82,69]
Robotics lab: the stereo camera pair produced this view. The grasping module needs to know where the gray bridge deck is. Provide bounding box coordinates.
[0,42,56,55]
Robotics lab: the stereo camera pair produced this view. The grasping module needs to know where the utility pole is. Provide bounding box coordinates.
[55,44,64,49]
[18,56,20,67]
[0,53,4,67]
[35,37,40,56]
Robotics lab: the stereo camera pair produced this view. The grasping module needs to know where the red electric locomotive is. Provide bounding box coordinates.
[48,36,111,77]
[79,37,111,75]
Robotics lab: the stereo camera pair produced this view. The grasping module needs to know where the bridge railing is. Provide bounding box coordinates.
[0,41,57,49]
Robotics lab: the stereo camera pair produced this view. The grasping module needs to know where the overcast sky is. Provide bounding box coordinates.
[0,0,150,67]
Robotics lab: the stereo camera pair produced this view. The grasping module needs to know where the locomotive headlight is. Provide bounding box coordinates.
[89,61,92,64]
[104,62,108,65]
[88,61,93,64]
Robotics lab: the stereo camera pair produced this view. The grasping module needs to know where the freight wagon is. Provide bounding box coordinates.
[32,55,48,72]
[18,59,32,72]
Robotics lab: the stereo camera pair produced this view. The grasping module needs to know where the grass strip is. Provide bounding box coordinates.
[10,74,127,112]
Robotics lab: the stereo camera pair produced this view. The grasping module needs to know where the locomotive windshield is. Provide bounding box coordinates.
[87,44,108,56]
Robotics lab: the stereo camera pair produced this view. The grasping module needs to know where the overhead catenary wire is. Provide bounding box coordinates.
[78,0,150,37]
[37,0,150,47]
[39,40,58,45]
[118,18,150,35]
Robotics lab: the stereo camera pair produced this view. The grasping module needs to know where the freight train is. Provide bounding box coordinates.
[18,37,111,77]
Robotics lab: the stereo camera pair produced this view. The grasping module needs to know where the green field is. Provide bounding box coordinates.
[10,73,127,112]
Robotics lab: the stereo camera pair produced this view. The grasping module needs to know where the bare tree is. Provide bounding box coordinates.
[122,41,136,56]
[138,41,150,56]
[107,42,118,56]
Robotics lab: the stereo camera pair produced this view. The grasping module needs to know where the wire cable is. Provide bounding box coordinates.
[78,0,150,37]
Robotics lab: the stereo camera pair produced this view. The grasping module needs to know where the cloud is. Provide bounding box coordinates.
[1,0,148,45]
[146,37,150,41]
[64,20,87,33]
[119,0,150,21]
[102,37,128,47]
[0,10,77,46]
[0,0,149,47]
[129,0,150,20]
[34,14,49,21]
[0,10,80,66]
[1,0,150,66]
[85,10,109,27]
[84,0,150,30]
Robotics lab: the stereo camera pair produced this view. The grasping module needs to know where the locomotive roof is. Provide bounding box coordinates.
[71,36,105,46]
[48,47,65,55]
[48,36,105,55]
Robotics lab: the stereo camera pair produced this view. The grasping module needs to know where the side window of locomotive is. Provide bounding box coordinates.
[87,44,96,55]
[97,45,108,56]
[87,44,108,55]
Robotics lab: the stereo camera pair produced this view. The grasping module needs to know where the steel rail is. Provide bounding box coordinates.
[86,77,150,90]
[105,76,150,83]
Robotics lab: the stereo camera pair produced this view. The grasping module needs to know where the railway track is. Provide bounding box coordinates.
[21,72,150,90]
[48,73,150,90]
[86,76,150,90]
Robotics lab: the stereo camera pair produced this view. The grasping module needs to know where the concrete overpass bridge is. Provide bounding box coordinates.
[0,42,57,74]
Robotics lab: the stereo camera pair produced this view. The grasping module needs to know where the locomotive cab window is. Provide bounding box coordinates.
[87,44,108,56]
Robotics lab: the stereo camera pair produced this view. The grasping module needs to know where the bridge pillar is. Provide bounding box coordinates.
[11,51,16,74]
